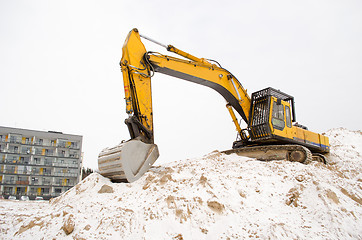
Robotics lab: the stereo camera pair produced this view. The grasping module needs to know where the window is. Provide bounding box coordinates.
[58,140,66,148]
[41,188,50,194]
[285,106,292,128]
[10,136,17,143]
[271,101,285,130]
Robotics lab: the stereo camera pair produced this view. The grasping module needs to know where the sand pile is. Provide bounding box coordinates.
[2,128,361,239]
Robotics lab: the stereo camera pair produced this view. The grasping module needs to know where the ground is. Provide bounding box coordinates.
[0,128,361,239]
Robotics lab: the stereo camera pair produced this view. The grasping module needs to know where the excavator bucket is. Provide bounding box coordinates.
[98,139,159,183]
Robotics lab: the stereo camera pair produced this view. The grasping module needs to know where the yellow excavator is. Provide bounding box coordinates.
[98,28,330,182]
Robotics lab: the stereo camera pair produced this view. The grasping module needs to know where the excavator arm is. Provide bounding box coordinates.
[121,29,252,139]
[98,28,252,182]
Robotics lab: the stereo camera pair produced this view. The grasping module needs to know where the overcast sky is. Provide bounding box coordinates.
[1,0,361,169]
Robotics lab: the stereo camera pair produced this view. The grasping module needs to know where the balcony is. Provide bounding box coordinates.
[20,149,32,154]
[32,161,44,166]
[7,149,20,154]
[3,180,16,184]
[53,172,78,177]
[57,142,80,150]
[53,163,78,168]
[16,181,29,185]
[2,159,20,164]
[0,169,32,175]
[0,169,16,174]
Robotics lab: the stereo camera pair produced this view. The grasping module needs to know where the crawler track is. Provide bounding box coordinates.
[222,144,313,164]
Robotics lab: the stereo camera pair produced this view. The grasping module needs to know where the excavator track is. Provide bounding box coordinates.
[222,144,313,164]
[311,153,327,164]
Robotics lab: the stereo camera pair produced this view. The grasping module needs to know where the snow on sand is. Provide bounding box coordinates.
[1,128,361,239]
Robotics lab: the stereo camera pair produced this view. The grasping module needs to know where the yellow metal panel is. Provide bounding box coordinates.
[121,29,154,133]
[324,135,329,146]
[22,137,26,144]
[295,127,305,142]
[304,130,320,146]
[42,149,45,155]
[40,168,43,175]
[37,188,41,195]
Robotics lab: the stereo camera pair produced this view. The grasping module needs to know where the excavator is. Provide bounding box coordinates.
[98,28,330,183]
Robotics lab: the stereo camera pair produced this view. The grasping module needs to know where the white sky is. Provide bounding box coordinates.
[1,0,361,169]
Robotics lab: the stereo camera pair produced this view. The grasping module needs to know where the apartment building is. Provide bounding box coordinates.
[0,126,83,200]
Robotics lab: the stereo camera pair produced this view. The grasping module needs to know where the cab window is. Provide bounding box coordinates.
[272,101,285,130]
[285,105,292,128]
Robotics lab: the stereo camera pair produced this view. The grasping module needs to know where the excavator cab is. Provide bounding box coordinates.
[248,87,295,142]
[233,87,329,157]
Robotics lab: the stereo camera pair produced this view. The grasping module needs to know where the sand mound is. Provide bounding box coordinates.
[3,128,361,239]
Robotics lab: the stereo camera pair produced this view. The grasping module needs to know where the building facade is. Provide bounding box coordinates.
[0,126,83,200]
